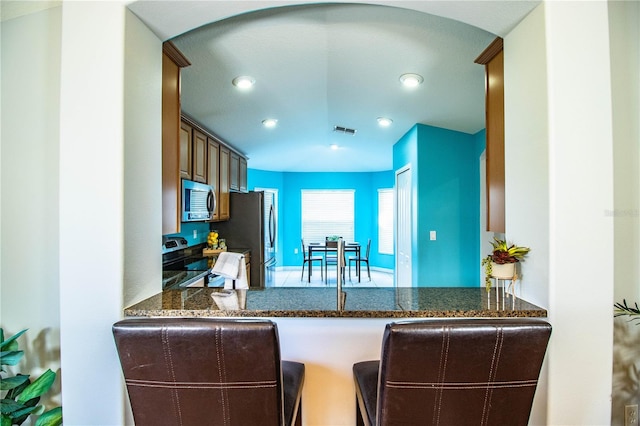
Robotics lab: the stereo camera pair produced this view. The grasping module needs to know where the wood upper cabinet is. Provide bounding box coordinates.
[229,151,240,191]
[192,129,207,183]
[239,157,247,193]
[475,37,505,233]
[179,114,246,221]
[219,146,231,220]
[207,137,220,221]
[229,151,248,193]
[179,121,192,180]
[162,42,190,235]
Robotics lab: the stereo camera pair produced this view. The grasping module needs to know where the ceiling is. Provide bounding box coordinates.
[128,1,540,172]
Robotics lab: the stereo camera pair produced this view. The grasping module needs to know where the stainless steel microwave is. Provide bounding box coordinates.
[182,179,215,222]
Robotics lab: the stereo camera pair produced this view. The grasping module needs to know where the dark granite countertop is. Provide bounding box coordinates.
[124,287,547,318]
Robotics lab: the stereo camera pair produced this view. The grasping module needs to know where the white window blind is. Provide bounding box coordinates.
[378,189,394,255]
[302,190,354,244]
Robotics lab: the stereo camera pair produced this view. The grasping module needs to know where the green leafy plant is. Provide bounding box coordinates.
[1,329,62,426]
[481,237,530,291]
[614,299,640,325]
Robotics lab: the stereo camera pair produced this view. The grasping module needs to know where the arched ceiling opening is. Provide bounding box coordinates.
[128,1,539,171]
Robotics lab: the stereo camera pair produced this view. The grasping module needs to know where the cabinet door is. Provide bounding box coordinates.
[179,121,192,180]
[162,52,181,234]
[475,37,505,233]
[239,156,247,193]
[207,137,220,221]
[485,50,505,233]
[219,146,230,220]
[229,151,240,191]
[193,129,207,183]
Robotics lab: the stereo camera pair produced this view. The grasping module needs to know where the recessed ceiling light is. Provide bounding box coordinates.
[399,73,424,88]
[262,118,278,128]
[377,117,393,127]
[330,144,339,150]
[232,76,255,89]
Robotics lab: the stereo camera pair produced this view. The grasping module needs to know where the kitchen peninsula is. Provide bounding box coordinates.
[123,286,547,425]
[124,287,546,318]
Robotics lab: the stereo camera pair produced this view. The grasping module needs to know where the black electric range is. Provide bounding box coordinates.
[162,237,223,289]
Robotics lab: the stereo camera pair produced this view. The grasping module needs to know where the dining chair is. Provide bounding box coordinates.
[353,318,551,426]
[324,238,345,283]
[348,238,371,282]
[113,318,305,426]
[300,239,323,282]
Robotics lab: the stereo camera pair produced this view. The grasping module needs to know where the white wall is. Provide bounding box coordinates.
[0,4,63,407]
[275,317,388,425]
[504,4,550,310]
[58,2,127,424]
[610,0,640,303]
[609,1,640,424]
[504,9,552,425]
[506,2,614,424]
[3,1,632,425]
[123,9,164,308]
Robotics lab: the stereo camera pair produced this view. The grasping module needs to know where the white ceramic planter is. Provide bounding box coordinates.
[491,262,516,279]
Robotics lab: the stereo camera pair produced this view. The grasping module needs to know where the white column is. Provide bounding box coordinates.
[545,2,614,424]
[59,1,126,424]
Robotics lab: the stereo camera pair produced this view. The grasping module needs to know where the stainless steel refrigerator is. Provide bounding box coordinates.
[214,191,276,288]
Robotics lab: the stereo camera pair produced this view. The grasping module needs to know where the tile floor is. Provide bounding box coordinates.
[271,266,394,287]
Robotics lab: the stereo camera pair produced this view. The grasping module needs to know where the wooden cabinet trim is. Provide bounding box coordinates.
[163,41,191,68]
[474,37,503,65]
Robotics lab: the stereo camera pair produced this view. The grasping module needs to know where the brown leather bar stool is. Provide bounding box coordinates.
[113,318,304,426]
[353,318,551,426]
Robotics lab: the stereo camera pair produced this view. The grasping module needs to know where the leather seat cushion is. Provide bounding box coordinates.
[353,360,380,425]
[282,360,305,425]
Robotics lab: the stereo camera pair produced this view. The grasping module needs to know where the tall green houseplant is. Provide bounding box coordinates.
[1,329,62,426]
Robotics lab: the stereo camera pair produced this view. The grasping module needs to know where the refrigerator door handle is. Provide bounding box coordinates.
[268,204,276,248]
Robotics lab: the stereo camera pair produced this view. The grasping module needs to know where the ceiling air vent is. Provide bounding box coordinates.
[333,125,357,135]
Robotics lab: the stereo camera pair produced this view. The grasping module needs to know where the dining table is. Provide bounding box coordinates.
[308,241,361,282]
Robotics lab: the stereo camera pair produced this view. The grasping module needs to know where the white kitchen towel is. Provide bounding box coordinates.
[211,252,248,289]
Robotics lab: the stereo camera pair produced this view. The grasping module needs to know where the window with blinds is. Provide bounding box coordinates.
[378,189,394,255]
[301,190,354,244]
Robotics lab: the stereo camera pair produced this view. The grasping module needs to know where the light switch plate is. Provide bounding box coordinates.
[430,231,436,241]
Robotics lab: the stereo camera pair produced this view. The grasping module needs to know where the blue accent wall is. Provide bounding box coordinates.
[248,169,394,269]
[169,124,484,288]
[394,124,481,287]
[164,221,210,247]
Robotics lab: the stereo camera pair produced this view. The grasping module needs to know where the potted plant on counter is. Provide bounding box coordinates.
[481,237,530,291]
